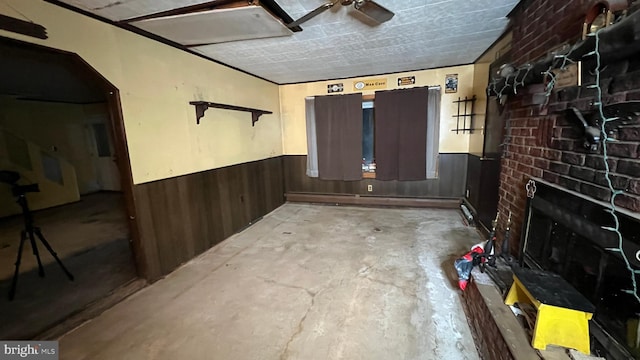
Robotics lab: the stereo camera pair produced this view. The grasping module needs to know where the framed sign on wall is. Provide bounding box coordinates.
[445,74,458,93]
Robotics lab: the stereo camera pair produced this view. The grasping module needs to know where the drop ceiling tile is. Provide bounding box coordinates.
[131,6,292,45]
[59,0,521,83]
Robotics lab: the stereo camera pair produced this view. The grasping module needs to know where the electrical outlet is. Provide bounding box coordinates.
[367,185,373,192]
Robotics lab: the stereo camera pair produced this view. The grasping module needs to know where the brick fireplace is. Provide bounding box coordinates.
[487,0,640,358]
[520,178,640,358]
[497,0,640,255]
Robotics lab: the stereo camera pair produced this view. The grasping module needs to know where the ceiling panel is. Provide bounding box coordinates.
[131,6,292,45]
[56,0,520,84]
[62,0,211,21]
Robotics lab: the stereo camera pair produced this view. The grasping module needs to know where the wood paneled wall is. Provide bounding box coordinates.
[132,154,468,280]
[133,157,284,280]
[283,153,468,198]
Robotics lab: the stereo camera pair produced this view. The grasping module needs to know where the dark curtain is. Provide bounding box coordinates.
[375,87,429,181]
[315,93,363,181]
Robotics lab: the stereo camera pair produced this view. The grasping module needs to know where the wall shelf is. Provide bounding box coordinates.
[189,101,272,126]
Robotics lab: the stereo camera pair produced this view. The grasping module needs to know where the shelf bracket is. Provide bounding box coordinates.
[189,101,273,126]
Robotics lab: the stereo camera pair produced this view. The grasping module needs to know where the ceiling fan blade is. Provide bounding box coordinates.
[354,1,394,24]
[288,1,339,28]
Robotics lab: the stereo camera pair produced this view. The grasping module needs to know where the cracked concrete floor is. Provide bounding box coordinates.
[58,203,482,360]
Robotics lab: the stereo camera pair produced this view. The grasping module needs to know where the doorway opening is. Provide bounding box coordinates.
[0,37,141,339]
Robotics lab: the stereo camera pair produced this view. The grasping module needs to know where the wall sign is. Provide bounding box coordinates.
[550,62,582,90]
[327,83,344,93]
[445,74,458,93]
[353,78,387,91]
[397,76,415,86]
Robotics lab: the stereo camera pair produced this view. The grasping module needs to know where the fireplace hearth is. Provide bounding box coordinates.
[520,177,640,359]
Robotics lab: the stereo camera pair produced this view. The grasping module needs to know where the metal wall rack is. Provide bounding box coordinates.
[451,95,477,134]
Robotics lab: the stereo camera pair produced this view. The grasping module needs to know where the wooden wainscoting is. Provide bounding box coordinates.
[465,154,501,230]
[133,157,285,280]
[283,153,468,198]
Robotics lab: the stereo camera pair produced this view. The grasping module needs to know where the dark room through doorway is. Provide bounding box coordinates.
[0,37,140,340]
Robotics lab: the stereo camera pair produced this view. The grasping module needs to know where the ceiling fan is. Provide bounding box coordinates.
[287,0,394,28]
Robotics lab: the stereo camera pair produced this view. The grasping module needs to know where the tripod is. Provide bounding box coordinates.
[8,192,74,301]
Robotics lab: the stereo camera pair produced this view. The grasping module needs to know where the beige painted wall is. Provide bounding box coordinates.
[476,33,512,64]
[470,33,513,155]
[469,63,490,155]
[280,65,477,155]
[0,0,282,185]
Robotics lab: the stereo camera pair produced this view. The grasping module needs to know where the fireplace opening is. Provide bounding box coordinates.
[521,178,640,359]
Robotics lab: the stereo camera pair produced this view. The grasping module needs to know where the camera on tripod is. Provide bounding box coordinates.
[0,170,40,197]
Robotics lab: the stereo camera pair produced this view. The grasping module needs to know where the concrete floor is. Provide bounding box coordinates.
[59,203,482,360]
[0,192,137,339]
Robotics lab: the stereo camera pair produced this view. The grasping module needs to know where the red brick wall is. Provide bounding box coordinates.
[498,0,640,254]
[462,279,516,360]
[510,0,590,65]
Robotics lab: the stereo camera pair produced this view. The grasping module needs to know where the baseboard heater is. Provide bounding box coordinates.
[285,192,461,209]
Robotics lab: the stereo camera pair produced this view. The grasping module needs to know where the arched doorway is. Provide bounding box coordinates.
[0,36,143,339]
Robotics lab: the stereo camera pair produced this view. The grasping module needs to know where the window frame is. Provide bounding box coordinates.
[361,94,376,178]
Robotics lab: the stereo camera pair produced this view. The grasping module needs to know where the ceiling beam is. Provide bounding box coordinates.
[119,0,302,32]
[259,0,302,32]
[119,0,241,23]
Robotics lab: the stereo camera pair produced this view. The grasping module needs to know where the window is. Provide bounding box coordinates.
[305,87,441,181]
[41,151,63,185]
[92,123,111,157]
[361,99,375,175]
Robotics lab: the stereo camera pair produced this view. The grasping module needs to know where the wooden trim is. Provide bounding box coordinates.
[279,62,472,86]
[63,41,146,279]
[75,57,148,279]
[106,90,148,279]
[14,97,105,105]
[285,192,461,209]
[257,0,302,32]
[0,14,47,39]
[119,0,238,23]
[362,172,376,179]
[362,94,375,101]
[121,0,301,33]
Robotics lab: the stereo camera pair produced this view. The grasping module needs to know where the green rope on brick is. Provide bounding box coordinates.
[587,29,640,304]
